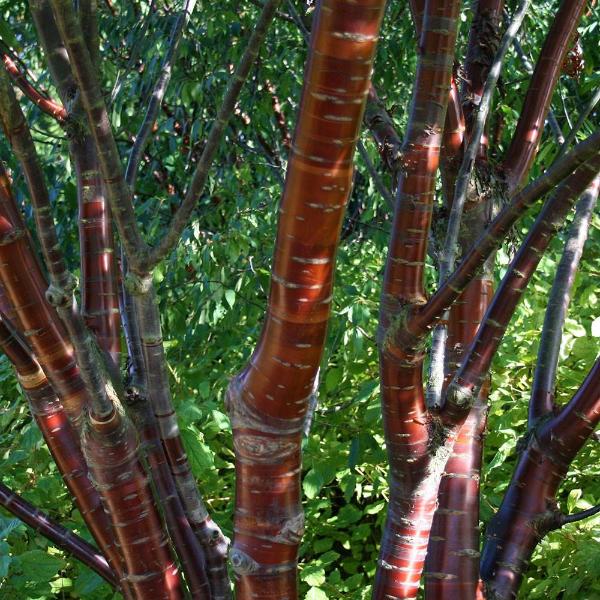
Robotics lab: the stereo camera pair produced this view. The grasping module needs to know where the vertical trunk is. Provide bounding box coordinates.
[374,2,460,597]
[75,136,121,366]
[226,1,386,597]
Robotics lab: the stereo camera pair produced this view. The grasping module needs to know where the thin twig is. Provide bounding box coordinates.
[560,503,600,525]
[125,0,196,190]
[556,86,600,159]
[357,141,394,210]
[142,0,282,272]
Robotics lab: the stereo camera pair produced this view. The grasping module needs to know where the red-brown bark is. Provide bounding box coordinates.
[0,52,67,121]
[502,0,587,189]
[226,1,386,597]
[374,2,461,598]
[0,315,128,592]
[446,154,600,419]
[0,481,116,584]
[83,407,184,599]
[75,137,121,365]
[481,359,600,599]
[0,165,88,429]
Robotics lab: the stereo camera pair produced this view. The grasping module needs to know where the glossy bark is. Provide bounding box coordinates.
[227,1,386,597]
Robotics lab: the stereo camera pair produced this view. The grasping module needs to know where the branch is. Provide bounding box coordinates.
[142,0,282,272]
[363,86,403,176]
[406,129,600,342]
[125,0,197,190]
[357,141,394,210]
[444,156,600,423]
[28,0,75,107]
[0,481,117,586]
[502,0,588,189]
[427,0,530,409]
[0,51,67,121]
[511,34,564,144]
[482,358,600,598]
[559,504,600,525]
[556,85,600,159]
[529,177,599,426]
[127,278,229,598]
[0,66,115,419]
[50,0,148,263]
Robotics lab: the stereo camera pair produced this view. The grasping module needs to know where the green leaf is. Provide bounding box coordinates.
[303,469,324,500]
[0,554,11,578]
[306,587,328,600]
[16,550,64,583]
[225,289,236,308]
[301,565,325,586]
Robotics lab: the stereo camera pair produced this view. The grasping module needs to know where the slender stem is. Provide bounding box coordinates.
[357,141,394,210]
[529,177,599,426]
[129,277,230,599]
[427,0,529,410]
[0,481,116,585]
[501,0,587,189]
[363,85,403,177]
[124,388,212,599]
[0,52,67,121]
[556,86,600,159]
[560,504,600,525]
[142,0,282,272]
[125,0,197,191]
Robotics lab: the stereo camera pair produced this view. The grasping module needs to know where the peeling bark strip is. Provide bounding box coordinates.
[227,0,386,597]
[0,481,116,584]
[374,1,461,598]
[481,359,600,599]
[83,407,184,599]
[0,315,126,589]
[0,166,88,429]
[502,0,587,190]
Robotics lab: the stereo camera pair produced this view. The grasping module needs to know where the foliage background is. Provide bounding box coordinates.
[0,0,599,598]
